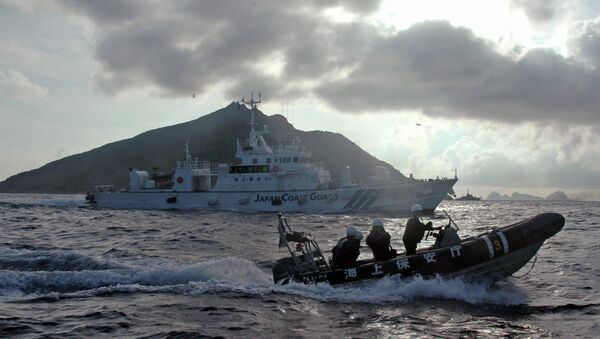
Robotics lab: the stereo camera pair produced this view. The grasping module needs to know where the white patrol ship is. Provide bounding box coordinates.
[91,94,457,213]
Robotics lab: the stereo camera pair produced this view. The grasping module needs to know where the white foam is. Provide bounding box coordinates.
[0,257,270,297]
[0,246,120,271]
[1,255,527,305]
[276,275,528,305]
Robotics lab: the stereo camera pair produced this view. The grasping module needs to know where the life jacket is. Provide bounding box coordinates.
[403,217,427,243]
[366,230,392,260]
[332,236,360,268]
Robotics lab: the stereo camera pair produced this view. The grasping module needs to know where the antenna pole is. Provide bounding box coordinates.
[184,140,191,162]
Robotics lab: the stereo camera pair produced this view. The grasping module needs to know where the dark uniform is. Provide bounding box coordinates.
[403,217,436,255]
[366,229,394,261]
[332,236,361,268]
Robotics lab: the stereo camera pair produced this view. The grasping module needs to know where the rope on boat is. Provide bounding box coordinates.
[511,254,538,278]
[494,254,539,278]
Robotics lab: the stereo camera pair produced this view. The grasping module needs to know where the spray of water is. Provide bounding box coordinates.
[0,247,527,305]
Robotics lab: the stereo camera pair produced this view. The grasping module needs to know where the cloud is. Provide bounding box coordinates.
[56,2,600,126]
[375,117,599,192]
[510,0,563,24]
[570,17,600,69]
[419,123,600,189]
[0,0,53,14]
[61,0,378,98]
[0,40,42,66]
[318,21,600,125]
[0,69,48,100]
[61,0,150,25]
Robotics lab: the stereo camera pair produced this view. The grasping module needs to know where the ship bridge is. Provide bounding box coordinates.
[212,94,332,192]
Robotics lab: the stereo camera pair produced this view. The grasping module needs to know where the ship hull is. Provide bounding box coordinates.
[94,178,457,213]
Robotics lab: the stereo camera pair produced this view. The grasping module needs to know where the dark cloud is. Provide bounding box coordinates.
[571,18,600,69]
[59,1,600,125]
[63,0,149,25]
[318,21,600,124]
[510,0,560,24]
[62,0,377,98]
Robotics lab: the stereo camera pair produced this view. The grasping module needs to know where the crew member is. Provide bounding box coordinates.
[403,204,441,255]
[332,225,363,268]
[366,218,396,261]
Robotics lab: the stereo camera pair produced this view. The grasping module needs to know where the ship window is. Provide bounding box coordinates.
[293,157,298,163]
[235,178,238,181]
[252,158,257,164]
[266,158,271,163]
[283,157,291,163]
[257,177,261,181]
[250,177,253,181]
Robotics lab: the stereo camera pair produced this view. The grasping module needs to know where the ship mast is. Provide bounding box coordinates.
[241,92,262,148]
[184,140,192,166]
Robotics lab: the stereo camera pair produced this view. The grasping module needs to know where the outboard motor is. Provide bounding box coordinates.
[432,225,461,248]
[431,210,461,249]
[272,257,296,285]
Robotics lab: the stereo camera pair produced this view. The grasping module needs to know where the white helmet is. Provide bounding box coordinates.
[411,204,423,213]
[346,225,358,237]
[372,218,384,227]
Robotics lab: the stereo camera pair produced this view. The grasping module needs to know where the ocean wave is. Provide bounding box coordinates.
[0,246,121,272]
[1,255,527,306]
[0,257,270,297]
[37,198,87,208]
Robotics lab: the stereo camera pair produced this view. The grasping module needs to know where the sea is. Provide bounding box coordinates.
[0,193,598,338]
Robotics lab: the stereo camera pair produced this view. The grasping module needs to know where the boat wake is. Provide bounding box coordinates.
[278,275,528,305]
[0,246,528,305]
[0,246,120,272]
[0,195,86,209]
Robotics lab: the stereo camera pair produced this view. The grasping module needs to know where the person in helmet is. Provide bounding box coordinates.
[332,225,363,268]
[403,204,441,255]
[366,218,396,261]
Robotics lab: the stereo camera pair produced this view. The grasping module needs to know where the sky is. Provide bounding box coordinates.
[0,0,599,200]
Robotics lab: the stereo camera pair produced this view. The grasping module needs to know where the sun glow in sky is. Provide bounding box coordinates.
[0,0,599,200]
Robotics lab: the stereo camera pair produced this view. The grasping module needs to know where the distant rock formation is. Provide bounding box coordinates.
[486,190,570,201]
[0,102,405,193]
[486,191,510,200]
[546,191,570,201]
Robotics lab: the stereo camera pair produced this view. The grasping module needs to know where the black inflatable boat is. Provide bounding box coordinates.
[272,212,565,285]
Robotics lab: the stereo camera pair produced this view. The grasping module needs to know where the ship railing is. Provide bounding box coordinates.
[407,170,458,182]
[176,159,213,170]
[415,177,452,182]
[210,163,220,174]
[95,185,114,192]
[304,161,325,168]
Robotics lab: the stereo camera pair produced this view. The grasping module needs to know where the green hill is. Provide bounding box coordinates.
[0,102,404,193]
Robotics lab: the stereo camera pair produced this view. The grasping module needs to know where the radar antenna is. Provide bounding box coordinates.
[184,140,192,162]
[241,91,261,109]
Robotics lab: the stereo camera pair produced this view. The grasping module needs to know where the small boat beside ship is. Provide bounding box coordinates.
[272,212,565,285]
[88,95,457,213]
[455,189,481,201]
